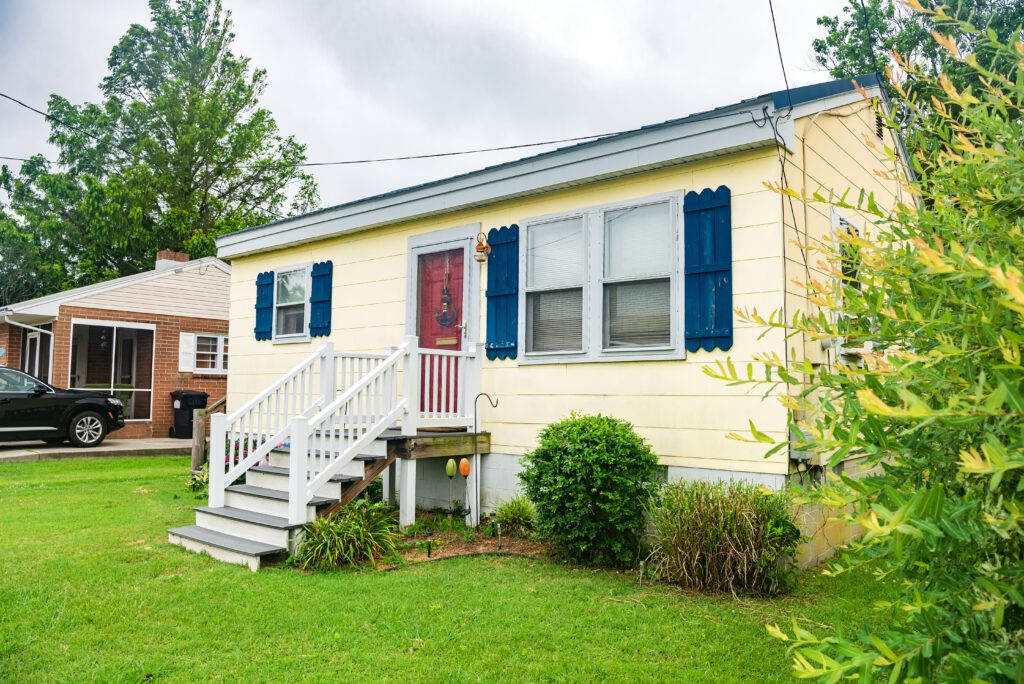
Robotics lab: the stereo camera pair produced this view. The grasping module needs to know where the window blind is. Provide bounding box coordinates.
[604,278,671,348]
[527,288,583,352]
[604,202,672,278]
[526,217,584,289]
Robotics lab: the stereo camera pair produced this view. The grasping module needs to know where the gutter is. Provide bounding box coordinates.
[1,313,56,339]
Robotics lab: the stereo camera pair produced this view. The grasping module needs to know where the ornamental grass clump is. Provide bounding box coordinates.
[295,500,400,571]
[519,412,660,566]
[493,495,536,536]
[647,480,800,596]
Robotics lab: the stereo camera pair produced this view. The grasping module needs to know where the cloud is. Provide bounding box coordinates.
[1,0,846,210]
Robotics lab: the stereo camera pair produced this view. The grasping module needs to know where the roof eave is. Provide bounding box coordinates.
[217,97,786,260]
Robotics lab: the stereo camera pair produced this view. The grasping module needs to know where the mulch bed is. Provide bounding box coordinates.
[384,531,551,568]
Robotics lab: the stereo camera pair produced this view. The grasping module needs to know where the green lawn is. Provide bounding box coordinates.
[0,457,891,683]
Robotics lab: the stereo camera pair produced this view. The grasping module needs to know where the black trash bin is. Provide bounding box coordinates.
[169,390,209,439]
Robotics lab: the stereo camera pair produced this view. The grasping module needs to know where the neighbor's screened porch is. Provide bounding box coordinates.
[68,319,155,420]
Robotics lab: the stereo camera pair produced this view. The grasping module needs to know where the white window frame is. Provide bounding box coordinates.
[67,318,156,423]
[272,263,312,344]
[192,334,229,374]
[522,212,588,356]
[518,191,686,365]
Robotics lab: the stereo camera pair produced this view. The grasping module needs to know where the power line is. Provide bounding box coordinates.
[767,0,793,117]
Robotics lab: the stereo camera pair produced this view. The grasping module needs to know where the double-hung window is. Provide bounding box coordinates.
[521,193,681,362]
[602,201,673,349]
[274,266,310,340]
[194,335,229,373]
[525,216,586,353]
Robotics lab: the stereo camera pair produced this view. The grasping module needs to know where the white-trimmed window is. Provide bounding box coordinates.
[525,216,585,353]
[195,334,229,373]
[602,202,673,349]
[520,193,683,363]
[178,333,228,373]
[274,266,310,340]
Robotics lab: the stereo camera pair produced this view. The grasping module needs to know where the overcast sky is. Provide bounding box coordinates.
[0,0,847,210]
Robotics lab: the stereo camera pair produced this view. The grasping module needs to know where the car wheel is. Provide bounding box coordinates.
[43,437,65,445]
[69,411,107,448]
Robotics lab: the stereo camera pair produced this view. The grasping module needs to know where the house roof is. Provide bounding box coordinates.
[0,256,230,320]
[216,74,885,260]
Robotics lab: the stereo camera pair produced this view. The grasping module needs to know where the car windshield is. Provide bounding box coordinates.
[0,368,40,393]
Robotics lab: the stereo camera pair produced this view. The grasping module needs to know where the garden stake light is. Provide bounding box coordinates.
[497,522,502,550]
[459,458,471,521]
[445,458,457,515]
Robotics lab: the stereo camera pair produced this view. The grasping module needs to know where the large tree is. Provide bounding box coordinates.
[1,0,317,295]
[813,0,1024,141]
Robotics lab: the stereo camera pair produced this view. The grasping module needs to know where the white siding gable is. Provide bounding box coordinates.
[66,264,230,320]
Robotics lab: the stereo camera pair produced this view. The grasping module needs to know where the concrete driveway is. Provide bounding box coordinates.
[0,438,191,463]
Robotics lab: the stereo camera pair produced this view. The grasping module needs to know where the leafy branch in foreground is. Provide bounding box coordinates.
[710,7,1024,682]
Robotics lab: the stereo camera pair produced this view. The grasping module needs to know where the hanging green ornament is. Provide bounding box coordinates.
[445,458,457,479]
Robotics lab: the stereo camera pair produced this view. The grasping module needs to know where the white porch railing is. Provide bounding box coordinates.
[288,336,417,523]
[336,351,389,395]
[208,335,483,522]
[417,346,481,428]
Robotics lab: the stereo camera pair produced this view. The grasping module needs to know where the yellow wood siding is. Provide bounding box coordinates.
[225,100,905,476]
[226,148,792,475]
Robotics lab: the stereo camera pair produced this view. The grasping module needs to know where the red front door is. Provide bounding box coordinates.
[417,248,464,413]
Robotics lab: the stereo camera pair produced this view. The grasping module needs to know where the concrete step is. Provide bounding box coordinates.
[194,506,300,549]
[167,525,286,572]
[224,484,335,520]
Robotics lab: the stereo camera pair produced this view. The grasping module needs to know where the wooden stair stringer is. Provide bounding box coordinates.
[321,451,398,516]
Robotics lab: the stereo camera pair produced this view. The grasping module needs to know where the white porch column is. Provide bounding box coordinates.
[402,335,419,437]
[209,412,227,508]
[288,417,309,525]
[381,461,397,506]
[399,457,417,528]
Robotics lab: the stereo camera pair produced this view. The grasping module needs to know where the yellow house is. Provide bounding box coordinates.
[169,75,908,570]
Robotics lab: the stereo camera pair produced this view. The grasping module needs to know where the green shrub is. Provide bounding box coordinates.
[519,412,659,566]
[708,11,1024,679]
[295,500,400,571]
[647,480,800,596]
[493,495,536,536]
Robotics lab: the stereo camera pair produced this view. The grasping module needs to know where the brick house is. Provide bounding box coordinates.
[0,251,230,439]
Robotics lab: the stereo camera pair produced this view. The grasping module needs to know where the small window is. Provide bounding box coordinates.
[194,334,228,373]
[525,217,585,353]
[602,201,672,349]
[275,267,309,339]
[837,217,861,291]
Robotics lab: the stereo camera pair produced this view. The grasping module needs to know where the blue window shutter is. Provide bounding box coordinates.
[254,271,275,341]
[308,261,333,338]
[684,186,733,352]
[485,224,519,360]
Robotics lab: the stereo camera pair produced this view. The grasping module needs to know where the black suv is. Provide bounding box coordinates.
[0,367,126,447]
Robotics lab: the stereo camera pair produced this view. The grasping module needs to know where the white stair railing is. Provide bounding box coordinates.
[287,336,419,523]
[209,342,336,508]
[335,351,389,395]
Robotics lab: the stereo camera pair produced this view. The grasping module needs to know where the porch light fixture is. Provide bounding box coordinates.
[473,232,490,264]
